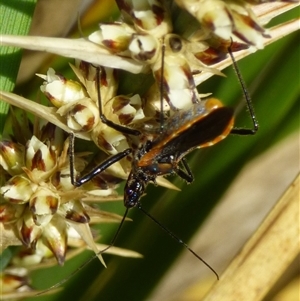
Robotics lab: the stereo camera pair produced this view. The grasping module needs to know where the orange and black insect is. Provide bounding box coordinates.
[68,43,258,279]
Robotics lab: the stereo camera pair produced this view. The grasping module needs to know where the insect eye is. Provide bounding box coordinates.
[145,164,159,173]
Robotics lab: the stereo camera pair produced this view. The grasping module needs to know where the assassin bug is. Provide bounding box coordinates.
[36,40,257,295]
[67,38,258,279]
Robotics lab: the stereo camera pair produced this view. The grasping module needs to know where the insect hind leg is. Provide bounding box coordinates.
[175,157,194,183]
[227,43,259,136]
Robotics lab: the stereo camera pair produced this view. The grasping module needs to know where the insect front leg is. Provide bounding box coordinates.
[69,132,132,187]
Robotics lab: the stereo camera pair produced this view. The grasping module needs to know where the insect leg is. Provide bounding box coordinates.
[175,157,194,183]
[95,67,140,136]
[228,45,259,136]
[69,132,132,187]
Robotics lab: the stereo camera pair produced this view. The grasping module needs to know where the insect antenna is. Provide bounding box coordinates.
[36,208,130,296]
[95,207,130,254]
[228,41,259,135]
[136,202,219,280]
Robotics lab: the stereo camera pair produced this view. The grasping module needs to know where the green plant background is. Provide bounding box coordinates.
[0,1,299,301]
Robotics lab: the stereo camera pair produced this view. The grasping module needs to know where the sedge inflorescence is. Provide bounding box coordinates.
[0,0,297,297]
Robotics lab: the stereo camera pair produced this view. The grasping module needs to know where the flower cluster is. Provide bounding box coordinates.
[0,113,142,296]
[1,117,119,252]
[38,62,151,176]
[175,0,269,48]
[89,0,215,111]
[88,0,285,111]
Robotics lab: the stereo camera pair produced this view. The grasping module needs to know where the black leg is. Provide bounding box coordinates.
[228,44,259,136]
[69,132,132,187]
[175,157,194,183]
